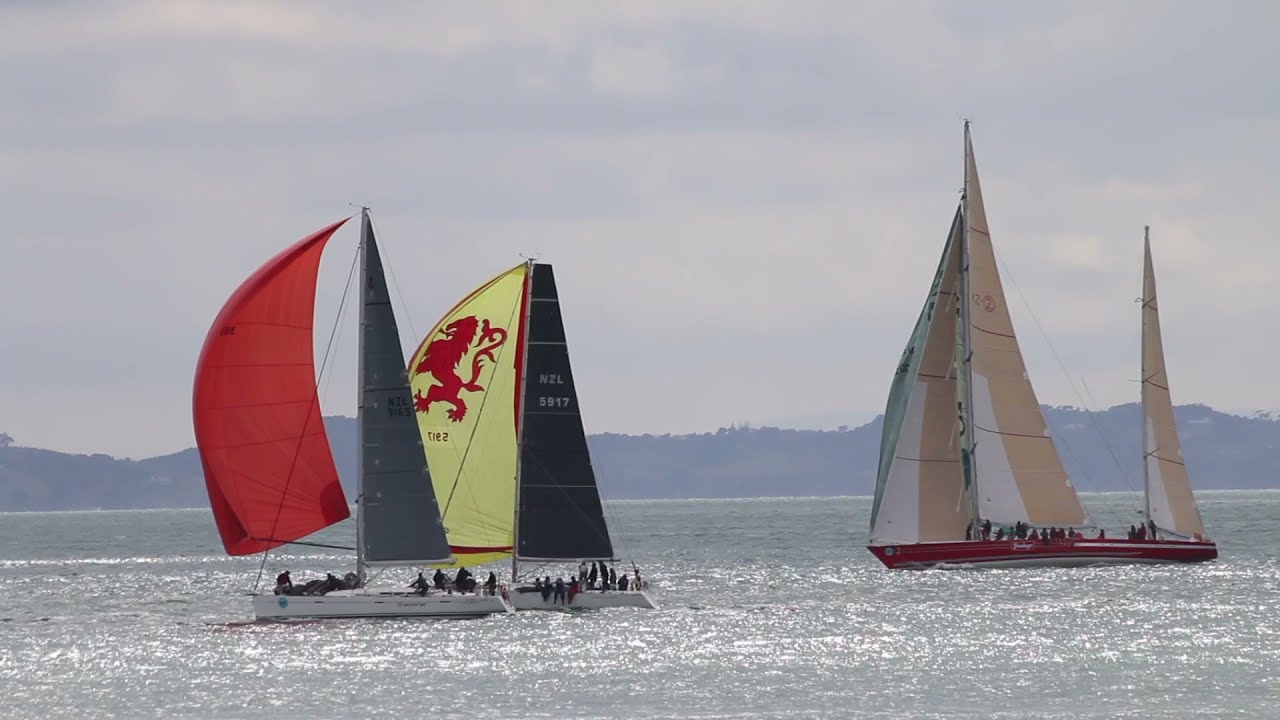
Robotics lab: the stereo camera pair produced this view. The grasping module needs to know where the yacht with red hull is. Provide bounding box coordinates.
[865,124,1216,570]
[869,538,1218,570]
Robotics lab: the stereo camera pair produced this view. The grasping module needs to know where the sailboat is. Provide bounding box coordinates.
[866,125,1217,569]
[193,210,514,618]
[408,261,657,610]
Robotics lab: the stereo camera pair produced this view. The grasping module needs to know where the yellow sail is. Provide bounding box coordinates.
[409,263,528,567]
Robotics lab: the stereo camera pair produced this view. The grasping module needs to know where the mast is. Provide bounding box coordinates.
[355,207,369,585]
[511,258,536,583]
[1141,225,1153,535]
[958,121,981,533]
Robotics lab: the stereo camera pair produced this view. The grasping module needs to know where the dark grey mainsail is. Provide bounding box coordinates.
[515,263,615,561]
[356,210,452,570]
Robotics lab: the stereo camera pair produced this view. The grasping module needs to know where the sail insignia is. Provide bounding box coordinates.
[409,264,528,567]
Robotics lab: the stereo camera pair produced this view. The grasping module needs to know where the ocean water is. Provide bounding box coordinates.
[1,492,1277,719]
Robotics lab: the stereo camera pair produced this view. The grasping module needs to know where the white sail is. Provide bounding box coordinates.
[870,211,972,544]
[962,127,1092,528]
[1142,228,1208,540]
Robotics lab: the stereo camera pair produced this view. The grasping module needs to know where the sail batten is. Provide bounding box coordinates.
[1142,229,1207,539]
[193,220,350,556]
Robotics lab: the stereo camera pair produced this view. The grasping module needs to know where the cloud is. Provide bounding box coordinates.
[1,1,1278,457]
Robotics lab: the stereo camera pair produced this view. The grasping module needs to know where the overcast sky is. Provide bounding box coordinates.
[2,1,1277,458]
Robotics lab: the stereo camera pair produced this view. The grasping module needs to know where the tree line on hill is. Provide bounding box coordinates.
[0,404,1275,512]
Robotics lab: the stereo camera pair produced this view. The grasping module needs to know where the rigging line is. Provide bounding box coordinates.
[990,245,1127,495]
[250,538,357,551]
[367,212,418,344]
[1079,374,1137,492]
[253,239,363,594]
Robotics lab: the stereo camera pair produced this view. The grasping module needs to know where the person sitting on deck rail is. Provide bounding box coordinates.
[618,573,630,591]
[995,527,1005,541]
[1097,528,1106,539]
[274,570,292,595]
[409,572,429,594]
[432,568,446,590]
[553,577,566,604]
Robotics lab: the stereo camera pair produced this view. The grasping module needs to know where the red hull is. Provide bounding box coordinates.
[867,538,1218,569]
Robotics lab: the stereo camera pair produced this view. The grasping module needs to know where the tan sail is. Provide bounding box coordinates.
[962,127,1091,527]
[1142,229,1207,539]
[871,212,972,543]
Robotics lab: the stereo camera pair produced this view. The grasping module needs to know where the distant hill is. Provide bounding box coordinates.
[0,404,1277,512]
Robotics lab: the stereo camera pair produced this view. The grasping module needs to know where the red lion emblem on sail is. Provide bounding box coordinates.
[413,316,508,422]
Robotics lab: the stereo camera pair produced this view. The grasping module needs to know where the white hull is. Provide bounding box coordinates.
[509,587,658,611]
[254,588,513,621]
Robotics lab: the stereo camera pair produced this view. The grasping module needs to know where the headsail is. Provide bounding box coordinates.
[516,263,614,561]
[962,128,1092,528]
[409,264,528,567]
[193,220,350,556]
[870,210,972,543]
[1142,229,1207,539]
[357,212,454,566]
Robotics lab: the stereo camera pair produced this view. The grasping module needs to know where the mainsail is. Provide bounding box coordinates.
[193,220,350,556]
[409,262,615,567]
[962,128,1092,528]
[870,211,971,543]
[516,263,614,561]
[357,212,453,566]
[1141,229,1207,540]
[410,264,528,566]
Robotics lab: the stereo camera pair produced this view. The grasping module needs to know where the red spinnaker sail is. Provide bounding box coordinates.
[193,220,350,556]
